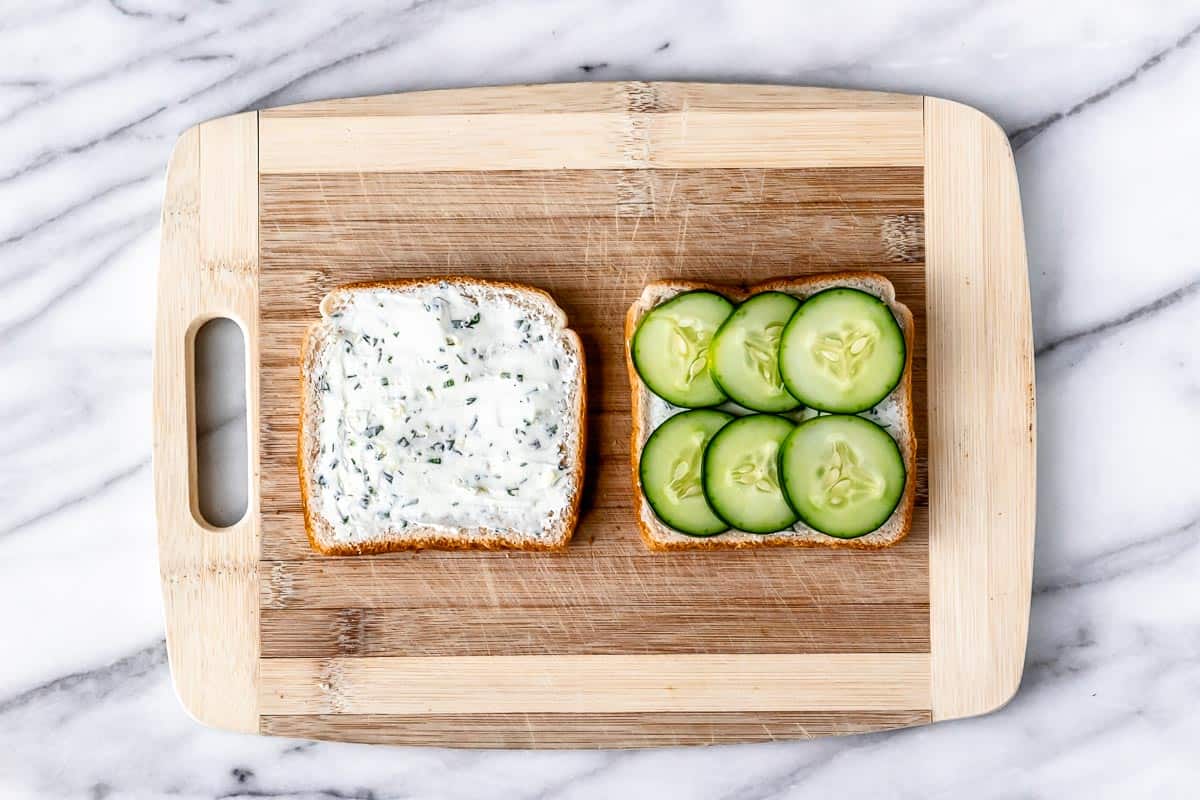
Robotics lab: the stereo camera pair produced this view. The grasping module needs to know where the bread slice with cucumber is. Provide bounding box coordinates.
[626,272,916,552]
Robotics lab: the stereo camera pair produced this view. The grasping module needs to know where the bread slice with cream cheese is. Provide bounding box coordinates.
[300,277,585,554]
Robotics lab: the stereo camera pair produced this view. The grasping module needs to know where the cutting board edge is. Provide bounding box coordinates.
[151,83,1037,747]
[154,111,262,733]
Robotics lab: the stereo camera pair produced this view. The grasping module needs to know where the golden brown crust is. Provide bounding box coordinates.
[628,271,917,552]
[299,276,585,555]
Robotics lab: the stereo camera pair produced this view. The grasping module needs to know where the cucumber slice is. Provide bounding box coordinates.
[709,292,802,412]
[632,291,734,407]
[780,415,905,539]
[779,288,905,413]
[702,414,799,534]
[639,409,734,536]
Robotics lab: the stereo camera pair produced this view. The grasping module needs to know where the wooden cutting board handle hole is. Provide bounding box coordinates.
[190,316,249,529]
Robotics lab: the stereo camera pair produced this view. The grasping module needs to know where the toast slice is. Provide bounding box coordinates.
[300,277,586,554]
[626,271,916,551]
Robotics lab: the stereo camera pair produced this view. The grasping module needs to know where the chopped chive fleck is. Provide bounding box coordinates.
[500,371,511,379]
[552,359,559,370]
[456,354,468,365]
[381,377,389,386]
[397,437,410,447]
[516,373,524,382]
[382,471,394,483]
[465,397,477,405]
[443,379,455,388]
[428,457,442,464]
[507,488,519,496]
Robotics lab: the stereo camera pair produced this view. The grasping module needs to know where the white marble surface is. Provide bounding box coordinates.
[3,1,1200,797]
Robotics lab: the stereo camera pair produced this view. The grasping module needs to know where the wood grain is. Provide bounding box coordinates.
[260,83,922,173]
[153,83,1035,747]
[251,83,932,745]
[259,604,930,657]
[258,534,928,609]
[154,113,260,732]
[924,98,1036,721]
[261,83,921,118]
[258,654,932,714]
[260,710,931,748]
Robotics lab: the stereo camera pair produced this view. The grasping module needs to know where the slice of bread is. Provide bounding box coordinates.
[626,271,916,552]
[300,277,586,554]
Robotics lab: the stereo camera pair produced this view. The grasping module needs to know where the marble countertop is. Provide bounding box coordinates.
[3,1,1199,797]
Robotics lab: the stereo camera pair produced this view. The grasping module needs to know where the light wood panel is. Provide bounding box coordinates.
[258,654,931,714]
[153,113,260,732]
[154,83,1035,747]
[260,84,922,174]
[925,98,1036,721]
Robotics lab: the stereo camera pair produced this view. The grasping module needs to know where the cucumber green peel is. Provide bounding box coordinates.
[632,291,733,408]
[779,287,905,413]
[709,291,801,412]
[779,414,905,539]
[701,414,798,534]
[639,409,733,536]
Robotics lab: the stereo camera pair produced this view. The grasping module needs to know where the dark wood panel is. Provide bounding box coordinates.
[260,710,931,748]
[260,168,923,218]
[259,521,929,609]
[260,603,930,657]
[257,159,927,686]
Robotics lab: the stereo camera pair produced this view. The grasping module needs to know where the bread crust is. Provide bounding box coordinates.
[300,276,586,555]
[626,271,917,552]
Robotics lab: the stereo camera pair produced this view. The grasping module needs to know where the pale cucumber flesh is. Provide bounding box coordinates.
[709,291,802,413]
[702,414,798,534]
[779,288,905,413]
[780,414,905,539]
[639,409,733,536]
[632,291,734,408]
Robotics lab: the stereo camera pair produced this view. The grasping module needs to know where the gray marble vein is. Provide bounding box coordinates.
[2,0,1199,797]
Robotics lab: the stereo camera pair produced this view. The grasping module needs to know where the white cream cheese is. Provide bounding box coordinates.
[310,283,578,542]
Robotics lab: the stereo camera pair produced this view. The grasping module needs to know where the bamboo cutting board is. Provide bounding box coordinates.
[153,83,1036,748]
